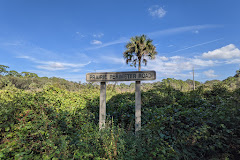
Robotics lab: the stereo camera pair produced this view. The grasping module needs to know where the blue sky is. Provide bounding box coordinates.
[0,0,240,83]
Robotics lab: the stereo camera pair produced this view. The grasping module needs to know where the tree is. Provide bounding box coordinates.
[234,69,240,77]
[0,65,9,75]
[21,72,31,77]
[21,72,38,78]
[7,70,21,77]
[123,35,157,71]
[123,35,157,133]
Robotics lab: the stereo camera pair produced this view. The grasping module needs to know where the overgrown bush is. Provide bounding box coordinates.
[0,81,240,159]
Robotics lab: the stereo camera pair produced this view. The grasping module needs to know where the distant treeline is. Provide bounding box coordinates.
[0,64,240,92]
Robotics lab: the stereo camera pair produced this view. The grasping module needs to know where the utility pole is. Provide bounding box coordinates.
[193,67,195,90]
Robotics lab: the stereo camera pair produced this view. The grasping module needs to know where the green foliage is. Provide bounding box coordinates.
[0,65,9,76]
[0,65,240,159]
[123,34,157,71]
[234,69,240,77]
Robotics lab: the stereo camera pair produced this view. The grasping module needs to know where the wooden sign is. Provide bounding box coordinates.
[86,70,156,132]
[86,71,156,82]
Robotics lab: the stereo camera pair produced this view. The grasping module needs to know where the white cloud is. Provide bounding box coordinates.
[171,38,223,53]
[100,56,125,64]
[84,25,220,50]
[86,37,128,50]
[226,58,240,64]
[191,58,216,67]
[170,56,181,60]
[91,40,102,45]
[76,32,85,37]
[159,56,168,61]
[143,55,217,78]
[18,56,91,71]
[140,44,238,79]
[2,41,23,46]
[148,5,166,18]
[1,40,92,74]
[203,70,218,78]
[93,33,104,38]
[168,44,174,47]
[193,30,199,34]
[37,61,91,71]
[37,63,66,71]
[71,69,82,72]
[202,44,240,59]
[148,24,221,37]
[96,37,128,47]
[17,55,35,61]
[2,41,61,60]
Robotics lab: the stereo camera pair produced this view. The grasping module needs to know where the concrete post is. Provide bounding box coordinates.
[99,82,106,129]
[135,81,141,132]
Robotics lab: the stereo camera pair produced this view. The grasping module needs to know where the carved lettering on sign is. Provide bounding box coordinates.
[86,71,156,82]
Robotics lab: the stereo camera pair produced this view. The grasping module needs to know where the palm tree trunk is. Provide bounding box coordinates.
[138,58,141,71]
[136,56,141,133]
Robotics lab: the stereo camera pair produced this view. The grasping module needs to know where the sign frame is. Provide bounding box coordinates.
[86,70,156,132]
[86,70,156,82]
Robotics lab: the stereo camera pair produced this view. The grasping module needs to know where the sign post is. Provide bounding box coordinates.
[99,82,106,129]
[135,81,141,132]
[86,71,156,132]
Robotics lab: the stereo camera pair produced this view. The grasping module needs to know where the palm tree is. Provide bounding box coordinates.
[123,35,157,133]
[123,35,157,71]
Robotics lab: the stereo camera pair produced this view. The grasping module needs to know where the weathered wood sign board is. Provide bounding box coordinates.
[86,70,156,132]
[86,71,156,82]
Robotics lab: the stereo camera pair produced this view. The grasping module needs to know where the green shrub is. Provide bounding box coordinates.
[0,83,239,159]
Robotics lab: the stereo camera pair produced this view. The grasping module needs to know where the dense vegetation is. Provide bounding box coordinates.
[0,65,240,159]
